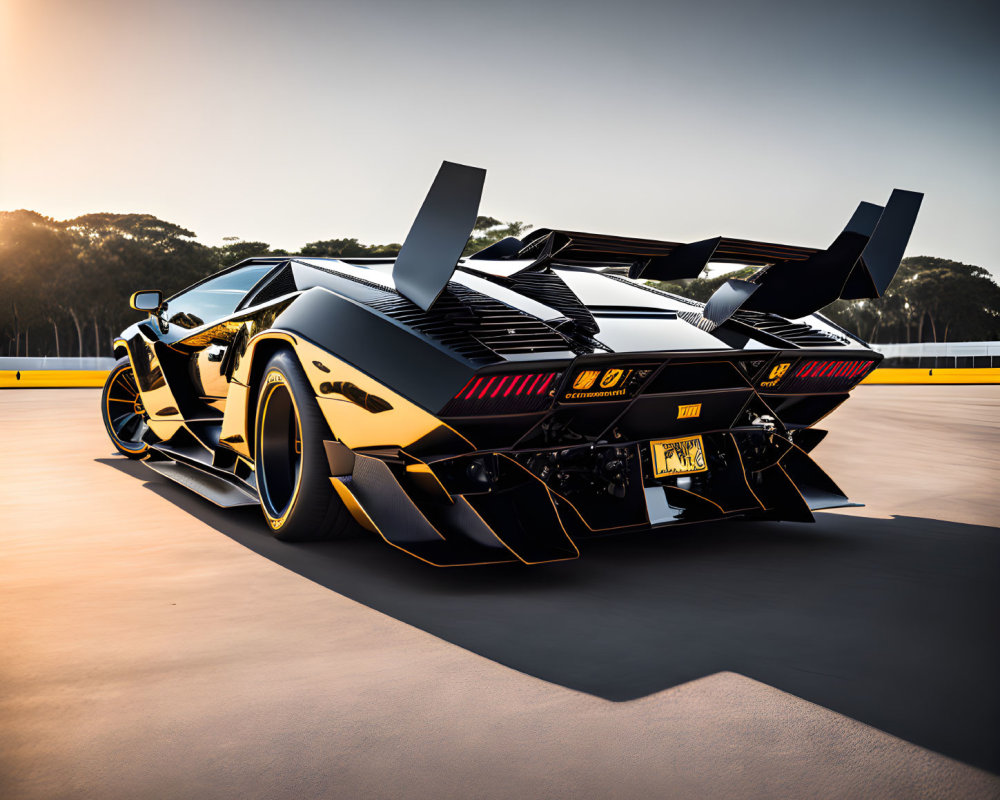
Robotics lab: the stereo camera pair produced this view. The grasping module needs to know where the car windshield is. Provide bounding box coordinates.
[165,265,275,329]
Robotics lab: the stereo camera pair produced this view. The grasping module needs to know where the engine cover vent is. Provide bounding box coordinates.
[366,283,574,364]
[503,270,600,335]
[730,311,847,347]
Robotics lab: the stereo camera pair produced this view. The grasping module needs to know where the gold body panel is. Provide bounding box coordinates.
[217,331,474,463]
[124,335,185,441]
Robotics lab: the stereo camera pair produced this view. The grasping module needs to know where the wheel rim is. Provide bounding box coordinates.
[105,365,149,453]
[258,380,303,520]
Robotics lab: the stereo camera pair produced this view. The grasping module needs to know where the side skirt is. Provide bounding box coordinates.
[142,459,258,508]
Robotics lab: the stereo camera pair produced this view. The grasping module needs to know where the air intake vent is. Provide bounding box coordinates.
[365,283,572,365]
[503,270,600,334]
[677,310,717,333]
[731,311,846,347]
[248,263,298,306]
[678,306,846,348]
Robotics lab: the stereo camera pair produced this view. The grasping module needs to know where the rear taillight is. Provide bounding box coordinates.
[440,371,562,416]
[769,359,876,392]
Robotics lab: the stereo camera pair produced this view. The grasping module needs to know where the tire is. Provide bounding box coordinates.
[101,357,150,459]
[254,350,353,541]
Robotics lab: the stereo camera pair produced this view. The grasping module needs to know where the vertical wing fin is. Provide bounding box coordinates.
[843,189,923,298]
[392,161,486,311]
[703,190,921,323]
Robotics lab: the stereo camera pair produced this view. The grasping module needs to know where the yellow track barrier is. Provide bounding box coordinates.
[0,370,111,388]
[861,368,1000,385]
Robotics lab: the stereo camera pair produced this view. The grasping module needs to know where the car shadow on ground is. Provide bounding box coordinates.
[100,457,1000,774]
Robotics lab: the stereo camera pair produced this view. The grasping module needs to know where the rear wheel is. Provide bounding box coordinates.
[254,350,352,541]
[101,357,150,458]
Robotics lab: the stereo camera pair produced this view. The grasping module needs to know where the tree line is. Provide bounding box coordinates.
[0,209,996,358]
[0,211,526,358]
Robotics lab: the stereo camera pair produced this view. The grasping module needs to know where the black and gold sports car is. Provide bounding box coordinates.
[102,162,921,566]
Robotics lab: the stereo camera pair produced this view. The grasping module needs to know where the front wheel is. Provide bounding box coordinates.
[101,357,150,458]
[254,350,353,541]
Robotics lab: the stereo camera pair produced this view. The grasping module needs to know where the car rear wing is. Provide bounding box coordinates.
[503,228,820,279]
[390,160,921,322]
[485,193,921,323]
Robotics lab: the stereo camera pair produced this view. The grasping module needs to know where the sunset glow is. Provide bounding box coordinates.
[1,0,998,271]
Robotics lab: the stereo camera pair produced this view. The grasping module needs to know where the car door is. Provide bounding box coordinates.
[159,263,278,411]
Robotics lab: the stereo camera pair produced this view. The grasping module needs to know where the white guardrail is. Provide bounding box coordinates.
[863,341,1000,383]
[871,341,1000,366]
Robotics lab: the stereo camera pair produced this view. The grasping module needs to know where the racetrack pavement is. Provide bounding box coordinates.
[1,386,998,799]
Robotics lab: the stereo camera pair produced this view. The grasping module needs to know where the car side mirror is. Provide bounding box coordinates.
[130,290,163,313]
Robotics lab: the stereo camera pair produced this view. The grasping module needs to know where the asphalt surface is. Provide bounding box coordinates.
[1,386,999,799]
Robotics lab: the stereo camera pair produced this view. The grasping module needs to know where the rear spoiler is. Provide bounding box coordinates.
[504,228,820,279]
[483,191,921,322]
[390,161,921,321]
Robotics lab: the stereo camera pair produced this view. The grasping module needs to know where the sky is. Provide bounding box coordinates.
[2,0,998,273]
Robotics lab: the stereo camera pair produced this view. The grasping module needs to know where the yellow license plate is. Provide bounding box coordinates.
[650,435,708,477]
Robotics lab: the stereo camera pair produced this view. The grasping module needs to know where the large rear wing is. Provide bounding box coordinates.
[480,191,922,321]
[389,161,921,321]
[506,228,820,278]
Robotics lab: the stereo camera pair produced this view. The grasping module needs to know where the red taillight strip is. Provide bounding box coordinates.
[803,360,875,382]
[450,371,563,409]
[464,377,483,399]
[780,359,877,387]
[536,373,556,395]
[445,371,563,415]
[478,377,497,398]
[504,375,524,396]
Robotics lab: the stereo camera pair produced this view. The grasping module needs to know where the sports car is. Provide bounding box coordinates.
[102,161,922,565]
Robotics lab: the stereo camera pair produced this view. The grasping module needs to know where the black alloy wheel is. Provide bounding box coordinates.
[101,357,150,458]
[254,350,353,541]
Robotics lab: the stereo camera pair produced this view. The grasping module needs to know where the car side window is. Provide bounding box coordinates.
[164,265,275,329]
